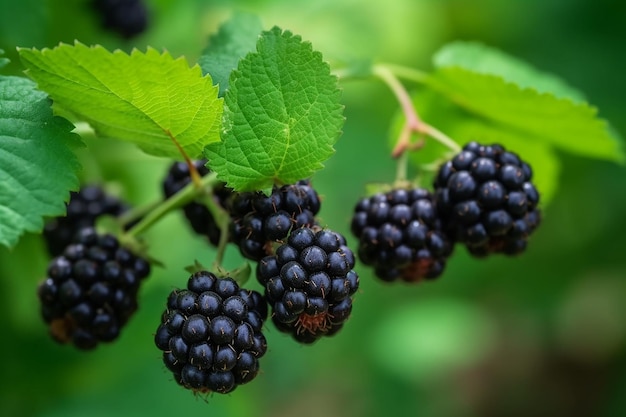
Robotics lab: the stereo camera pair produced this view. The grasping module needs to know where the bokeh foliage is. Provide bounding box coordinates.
[0,1,625,416]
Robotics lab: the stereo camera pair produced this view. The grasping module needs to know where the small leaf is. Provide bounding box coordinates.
[198,11,263,97]
[433,41,586,102]
[18,42,222,159]
[205,27,344,192]
[426,67,624,163]
[0,75,82,248]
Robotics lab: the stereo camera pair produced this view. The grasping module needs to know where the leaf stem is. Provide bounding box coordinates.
[124,172,219,239]
[372,64,461,155]
[166,129,202,187]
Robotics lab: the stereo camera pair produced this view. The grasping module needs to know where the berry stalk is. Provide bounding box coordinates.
[372,64,461,156]
[123,171,220,239]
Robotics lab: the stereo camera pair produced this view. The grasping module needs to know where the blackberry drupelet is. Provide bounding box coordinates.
[228,180,321,261]
[256,227,359,344]
[433,141,541,256]
[162,160,232,246]
[92,0,149,39]
[154,272,268,394]
[37,227,151,350]
[351,187,454,282]
[43,185,129,257]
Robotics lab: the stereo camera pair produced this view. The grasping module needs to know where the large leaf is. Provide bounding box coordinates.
[433,41,586,102]
[198,11,263,97]
[19,42,222,159]
[426,41,624,163]
[426,67,623,163]
[205,27,344,192]
[0,75,82,248]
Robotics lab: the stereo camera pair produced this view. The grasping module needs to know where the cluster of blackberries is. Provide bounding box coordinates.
[91,0,149,39]
[38,186,151,349]
[155,272,267,394]
[161,161,321,261]
[158,162,360,393]
[38,227,151,349]
[351,141,541,283]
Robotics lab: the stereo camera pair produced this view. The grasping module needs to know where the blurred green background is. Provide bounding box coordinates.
[1,0,625,416]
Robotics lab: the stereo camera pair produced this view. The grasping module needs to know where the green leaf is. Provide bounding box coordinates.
[433,41,586,102]
[198,11,263,97]
[0,75,82,248]
[18,42,222,160]
[426,67,623,163]
[205,27,344,192]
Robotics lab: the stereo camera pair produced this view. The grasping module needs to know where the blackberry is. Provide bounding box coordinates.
[91,0,149,39]
[43,185,129,257]
[37,227,151,350]
[155,271,268,394]
[433,141,541,256]
[256,227,359,344]
[228,180,321,261]
[162,160,232,245]
[351,187,454,282]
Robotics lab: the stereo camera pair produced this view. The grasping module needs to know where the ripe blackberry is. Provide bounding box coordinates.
[162,160,232,245]
[37,227,151,350]
[433,141,541,256]
[351,187,454,283]
[228,180,321,261]
[91,0,149,39]
[155,271,268,394]
[43,185,129,257]
[256,227,359,344]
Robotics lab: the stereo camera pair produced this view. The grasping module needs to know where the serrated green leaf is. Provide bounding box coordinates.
[18,42,222,159]
[434,41,586,102]
[426,67,623,163]
[0,75,82,248]
[205,27,344,192]
[198,11,263,97]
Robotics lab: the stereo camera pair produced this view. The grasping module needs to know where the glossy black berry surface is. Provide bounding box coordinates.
[256,227,359,344]
[43,185,129,257]
[155,271,268,394]
[433,141,541,256]
[351,187,454,282]
[228,180,321,261]
[37,227,151,350]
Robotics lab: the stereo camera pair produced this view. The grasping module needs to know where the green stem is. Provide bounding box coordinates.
[124,172,219,239]
[372,64,461,155]
[395,150,409,185]
[117,198,162,229]
[380,63,430,85]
